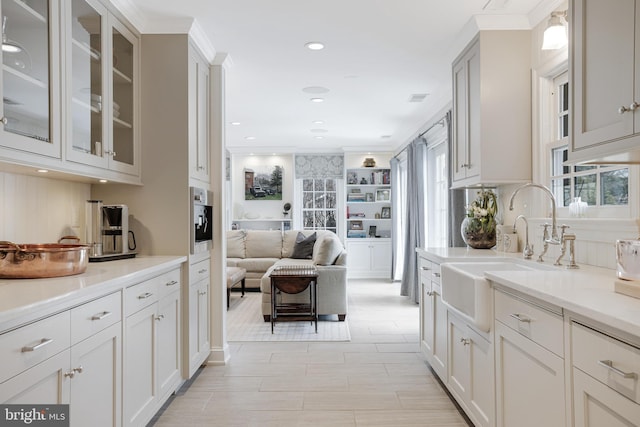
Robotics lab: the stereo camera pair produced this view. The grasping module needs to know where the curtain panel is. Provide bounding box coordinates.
[400,137,427,303]
[294,154,344,179]
[390,157,402,281]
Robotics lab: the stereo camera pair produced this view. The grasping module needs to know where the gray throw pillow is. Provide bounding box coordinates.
[291,232,316,259]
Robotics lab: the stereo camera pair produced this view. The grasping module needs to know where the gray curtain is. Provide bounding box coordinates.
[446,111,466,247]
[390,157,401,281]
[400,137,427,303]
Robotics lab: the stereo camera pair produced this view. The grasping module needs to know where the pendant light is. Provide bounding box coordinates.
[2,16,23,53]
[542,11,568,50]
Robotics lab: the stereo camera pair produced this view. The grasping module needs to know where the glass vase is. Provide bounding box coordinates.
[461,216,497,249]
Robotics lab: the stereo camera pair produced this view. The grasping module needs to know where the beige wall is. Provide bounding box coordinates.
[0,172,90,243]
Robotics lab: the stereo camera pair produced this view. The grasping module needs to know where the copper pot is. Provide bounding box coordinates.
[0,237,90,279]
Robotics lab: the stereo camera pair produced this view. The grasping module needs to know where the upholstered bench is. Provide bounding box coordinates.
[227,266,246,309]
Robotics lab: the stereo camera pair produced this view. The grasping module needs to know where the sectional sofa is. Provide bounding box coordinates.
[226,229,348,321]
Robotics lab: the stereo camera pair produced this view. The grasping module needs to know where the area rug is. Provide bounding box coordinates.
[226,291,351,342]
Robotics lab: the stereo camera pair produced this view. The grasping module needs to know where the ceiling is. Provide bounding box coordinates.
[113,0,563,154]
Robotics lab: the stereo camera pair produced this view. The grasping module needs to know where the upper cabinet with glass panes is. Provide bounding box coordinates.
[0,0,60,157]
[569,0,640,163]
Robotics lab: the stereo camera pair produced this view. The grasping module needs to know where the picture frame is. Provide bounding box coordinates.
[349,220,363,230]
[365,192,374,202]
[368,225,377,237]
[375,189,390,202]
[244,165,283,200]
[381,206,391,219]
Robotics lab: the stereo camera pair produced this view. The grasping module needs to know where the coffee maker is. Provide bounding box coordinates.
[86,200,136,262]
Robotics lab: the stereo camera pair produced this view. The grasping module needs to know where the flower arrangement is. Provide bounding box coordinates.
[462,189,498,249]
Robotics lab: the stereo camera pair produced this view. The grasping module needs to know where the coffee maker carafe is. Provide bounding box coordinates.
[102,204,129,255]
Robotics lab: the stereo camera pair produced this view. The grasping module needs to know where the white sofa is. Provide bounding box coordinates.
[226,229,348,321]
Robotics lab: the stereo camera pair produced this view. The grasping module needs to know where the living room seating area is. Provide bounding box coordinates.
[226,229,348,321]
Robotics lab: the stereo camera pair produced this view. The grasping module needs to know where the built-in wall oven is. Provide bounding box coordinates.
[190,186,213,254]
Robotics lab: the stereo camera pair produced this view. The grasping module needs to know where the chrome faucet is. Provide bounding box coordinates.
[513,215,534,259]
[508,183,561,245]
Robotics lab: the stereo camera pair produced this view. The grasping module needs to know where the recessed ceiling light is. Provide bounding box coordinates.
[302,86,330,94]
[310,129,328,133]
[305,42,324,50]
[230,122,241,126]
[245,136,256,140]
[312,120,324,125]
[381,135,392,139]
[36,169,48,173]
[99,179,108,183]
[314,136,324,140]
[310,98,324,103]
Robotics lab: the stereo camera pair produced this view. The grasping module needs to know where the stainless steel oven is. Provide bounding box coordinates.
[190,186,213,254]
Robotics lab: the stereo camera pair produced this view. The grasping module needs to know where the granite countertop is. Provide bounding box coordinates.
[417,247,640,341]
[0,256,187,331]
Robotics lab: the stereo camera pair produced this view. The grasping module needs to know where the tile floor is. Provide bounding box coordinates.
[150,279,470,426]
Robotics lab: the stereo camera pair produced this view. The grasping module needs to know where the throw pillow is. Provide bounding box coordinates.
[291,232,316,259]
[313,233,344,266]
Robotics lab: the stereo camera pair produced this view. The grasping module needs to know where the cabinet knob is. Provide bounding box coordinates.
[630,102,640,111]
[73,366,84,374]
[105,150,117,156]
[460,163,469,168]
[619,105,631,114]
[426,290,434,297]
[460,338,470,346]
[0,117,7,125]
[155,314,165,321]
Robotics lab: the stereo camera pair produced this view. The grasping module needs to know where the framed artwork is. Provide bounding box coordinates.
[368,225,377,237]
[349,220,363,230]
[244,165,283,200]
[375,189,390,202]
[381,206,391,219]
[365,192,374,202]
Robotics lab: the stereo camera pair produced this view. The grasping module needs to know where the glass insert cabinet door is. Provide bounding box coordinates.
[0,0,60,157]
[67,0,106,161]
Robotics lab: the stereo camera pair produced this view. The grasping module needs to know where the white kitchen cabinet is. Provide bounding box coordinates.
[494,290,565,427]
[185,257,211,378]
[346,239,391,279]
[419,257,447,380]
[124,269,182,427]
[447,311,494,427]
[0,0,61,158]
[451,31,531,188]
[571,321,640,426]
[189,44,210,183]
[63,0,140,179]
[569,0,640,163]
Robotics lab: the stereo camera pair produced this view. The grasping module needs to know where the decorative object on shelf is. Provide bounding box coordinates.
[375,213,381,219]
[360,177,368,184]
[349,220,363,230]
[347,171,358,184]
[461,189,498,249]
[283,202,291,217]
[362,157,376,167]
[368,225,377,238]
[375,189,390,202]
[365,193,374,202]
[381,206,391,219]
[569,197,587,217]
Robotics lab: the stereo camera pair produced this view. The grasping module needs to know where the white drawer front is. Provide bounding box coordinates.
[157,268,181,300]
[419,258,432,293]
[125,278,159,316]
[572,322,640,404]
[494,290,563,357]
[71,291,122,344]
[0,311,71,383]
[190,258,210,284]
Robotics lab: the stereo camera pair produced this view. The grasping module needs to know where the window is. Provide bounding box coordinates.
[548,72,629,214]
[301,178,338,233]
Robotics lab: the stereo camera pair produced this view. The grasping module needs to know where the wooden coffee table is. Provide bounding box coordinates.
[270,265,319,333]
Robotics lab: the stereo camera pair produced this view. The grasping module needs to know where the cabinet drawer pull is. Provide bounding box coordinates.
[138,292,153,299]
[510,313,532,323]
[198,290,207,296]
[91,311,112,321]
[426,290,434,297]
[433,272,440,278]
[198,269,207,274]
[22,338,53,352]
[166,280,178,287]
[155,314,165,321]
[0,117,7,125]
[460,338,470,346]
[597,360,638,379]
[421,266,431,271]
[64,370,76,379]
